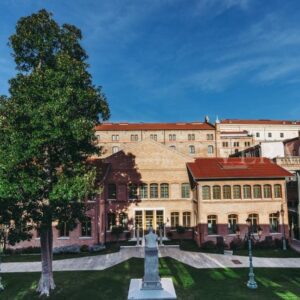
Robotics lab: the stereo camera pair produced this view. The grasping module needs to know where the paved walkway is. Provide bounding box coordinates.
[291,239,300,253]
[2,246,300,273]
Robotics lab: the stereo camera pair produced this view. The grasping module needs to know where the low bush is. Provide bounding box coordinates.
[201,240,216,251]
[230,238,245,250]
[80,244,89,253]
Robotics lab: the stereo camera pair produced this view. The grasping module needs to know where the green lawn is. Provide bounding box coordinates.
[233,248,300,258]
[1,258,300,300]
[1,243,120,263]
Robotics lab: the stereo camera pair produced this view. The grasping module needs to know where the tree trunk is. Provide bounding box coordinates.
[37,225,55,296]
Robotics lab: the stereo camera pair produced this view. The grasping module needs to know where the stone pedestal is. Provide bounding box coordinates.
[128,227,177,300]
[128,278,176,300]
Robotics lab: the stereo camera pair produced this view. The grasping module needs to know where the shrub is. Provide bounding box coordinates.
[22,246,41,254]
[176,226,186,235]
[167,231,173,239]
[80,244,89,252]
[125,231,131,240]
[201,240,216,251]
[230,238,245,250]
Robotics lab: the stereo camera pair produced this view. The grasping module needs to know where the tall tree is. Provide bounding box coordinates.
[0,9,109,296]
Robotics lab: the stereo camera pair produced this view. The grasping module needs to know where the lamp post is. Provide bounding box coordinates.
[244,218,262,290]
[280,206,287,251]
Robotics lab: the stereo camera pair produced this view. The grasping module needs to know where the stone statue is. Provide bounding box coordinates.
[142,227,162,290]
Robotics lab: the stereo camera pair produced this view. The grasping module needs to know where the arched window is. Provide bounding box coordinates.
[189,145,195,154]
[269,213,279,233]
[228,214,238,234]
[112,146,119,153]
[202,186,211,200]
[263,184,272,198]
[81,217,92,237]
[160,183,169,198]
[253,185,262,199]
[183,212,191,227]
[128,184,138,199]
[213,185,221,199]
[223,185,231,199]
[140,184,148,199]
[181,183,190,198]
[208,145,214,154]
[233,185,241,199]
[274,184,282,198]
[108,183,117,199]
[207,215,217,235]
[171,212,179,228]
[150,183,158,198]
[243,185,251,199]
[248,214,259,233]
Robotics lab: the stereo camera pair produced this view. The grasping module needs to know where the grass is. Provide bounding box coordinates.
[1,257,300,300]
[1,243,120,263]
[233,248,300,258]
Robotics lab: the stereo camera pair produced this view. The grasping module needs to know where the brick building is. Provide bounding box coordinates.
[187,158,291,245]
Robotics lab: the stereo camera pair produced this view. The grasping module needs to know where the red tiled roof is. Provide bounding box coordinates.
[187,157,292,180]
[95,122,215,131]
[221,119,300,125]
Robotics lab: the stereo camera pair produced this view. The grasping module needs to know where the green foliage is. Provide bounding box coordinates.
[111,226,124,238]
[0,9,110,245]
[176,226,186,235]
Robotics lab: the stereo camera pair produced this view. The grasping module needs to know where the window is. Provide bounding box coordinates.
[233,185,241,199]
[208,145,214,154]
[135,211,142,228]
[119,213,128,229]
[263,184,272,198]
[233,142,239,147]
[228,214,238,234]
[181,183,190,198]
[169,134,176,141]
[183,212,191,227]
[253,185,262,198]
[150,183,158,198]
[188,134,195,141]
[207,215,217,235]
[129,184,138,199]
[96,134,100,141]
[269,213,279,233]
[245,142,250,147]
[140,184,148,199]
[107,213,116,230]
[150,134,157,141]
[280,133,284,138]
[189,145,195,154]
[223,185,231,199]
[213,185,221,199]
[222,142,229,147]
[274,184,282,198]
[171,212,179,228]
[207,134,214,140]
[169,145,176,150]
[268,132,272,138]
[256,132,260,138]
[112,135,119,141]
[156,210,164,226]
[112,146,119,153]
[160,183,169,198]
[59,222,69,237]
[81,217,92,237]
[243,185,251,199]
[130,134,138,141]
[202,186,211,200]
[108,183,117,199]
[248,214,259,233]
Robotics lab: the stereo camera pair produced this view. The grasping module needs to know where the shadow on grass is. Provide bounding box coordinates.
[1,258,300,300]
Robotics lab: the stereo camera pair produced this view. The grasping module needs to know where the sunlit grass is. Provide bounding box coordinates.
[1,258,300,300]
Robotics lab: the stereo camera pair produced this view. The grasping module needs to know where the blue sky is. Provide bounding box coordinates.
[1,0,300,122]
